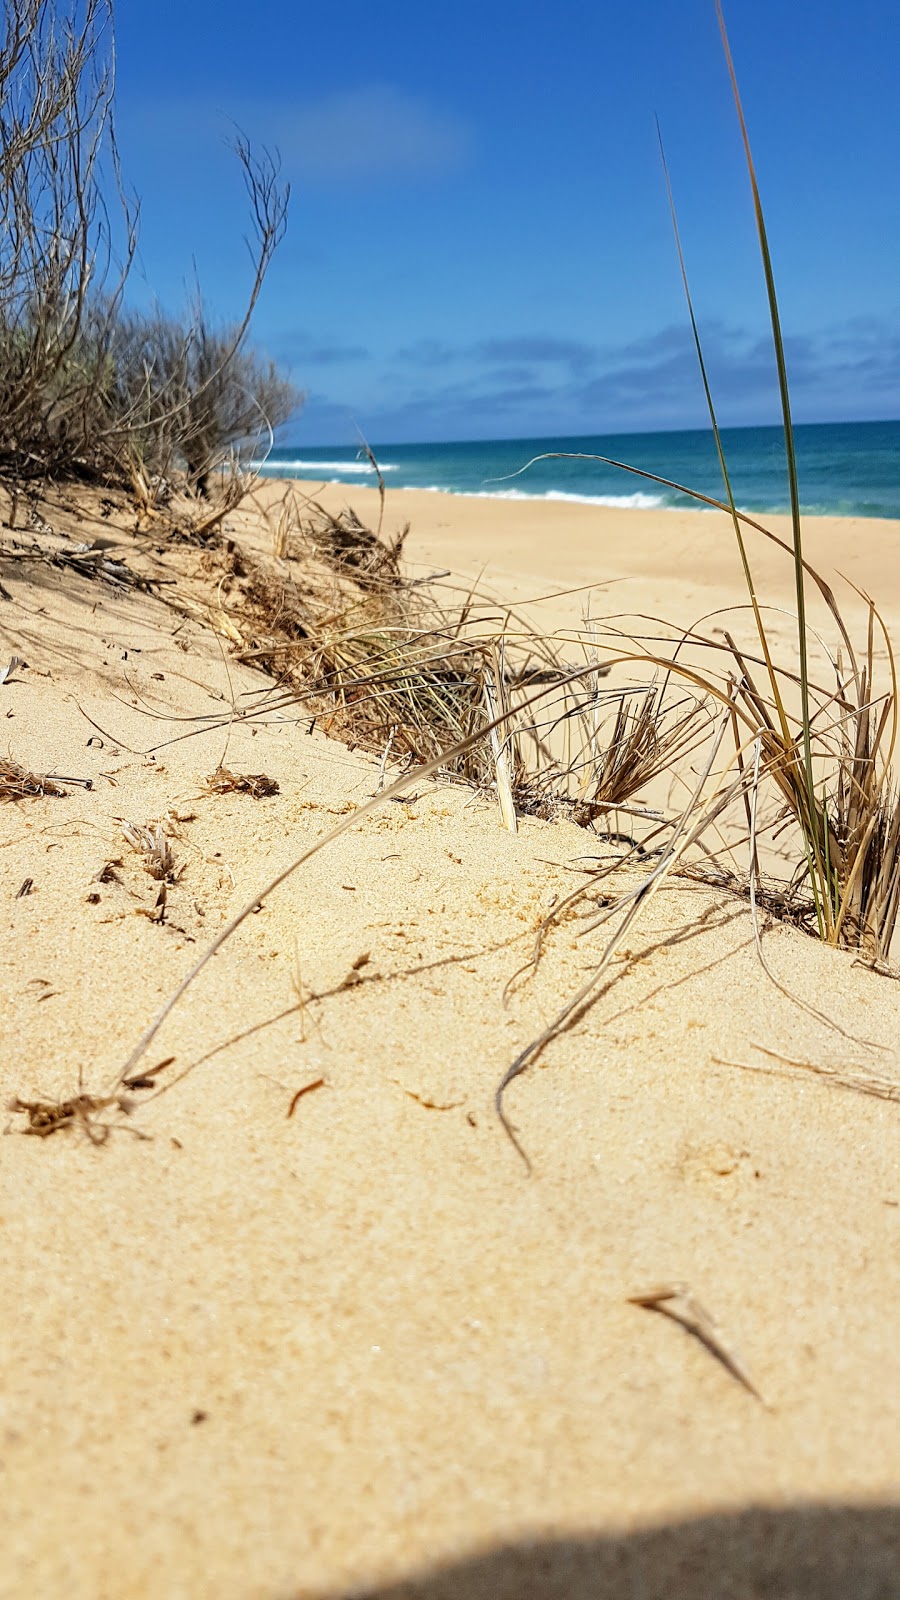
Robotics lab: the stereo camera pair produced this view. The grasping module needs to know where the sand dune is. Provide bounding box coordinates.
[1,487,898,1598]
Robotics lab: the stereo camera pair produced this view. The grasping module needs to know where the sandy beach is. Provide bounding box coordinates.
[1,484,899,1599]
[377,485,900,631]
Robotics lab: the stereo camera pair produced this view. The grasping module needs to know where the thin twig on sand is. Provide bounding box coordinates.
[716,1045,900,1105]
[628,1281,767,1405]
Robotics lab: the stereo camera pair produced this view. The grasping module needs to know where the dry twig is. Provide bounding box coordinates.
[628,1281,767,1404]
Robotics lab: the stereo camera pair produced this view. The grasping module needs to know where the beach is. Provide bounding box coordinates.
[326,483,900,628]
[1,484,899,1599]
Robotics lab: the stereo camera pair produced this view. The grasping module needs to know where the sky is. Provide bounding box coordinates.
[113,0,900,446]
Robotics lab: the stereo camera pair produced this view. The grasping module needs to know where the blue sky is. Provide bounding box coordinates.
[115,0,900,445]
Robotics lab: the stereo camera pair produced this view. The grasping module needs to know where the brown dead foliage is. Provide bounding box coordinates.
[0,756,65,800]
[205,766,280,799]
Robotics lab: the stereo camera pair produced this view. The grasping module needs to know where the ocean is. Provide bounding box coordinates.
[252,419,900,520]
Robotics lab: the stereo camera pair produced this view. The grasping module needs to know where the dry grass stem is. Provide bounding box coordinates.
[628,1282,767,1405]
[717,1046,900,1105]
[494,706,736,1170]
[286,1077,326,1118]
[482,653,517,833]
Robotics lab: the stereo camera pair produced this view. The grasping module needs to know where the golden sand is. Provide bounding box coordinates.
[1,487,898,1598]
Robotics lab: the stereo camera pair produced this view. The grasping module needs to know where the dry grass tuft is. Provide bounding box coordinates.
[514,680,711,826]
[121,821,180,882]
[205,766,280,799]
[192,488,709,826]
[0,756,65,800]
[232,529,490,778]
[6,1090,137,1144]
[303,499,409,587]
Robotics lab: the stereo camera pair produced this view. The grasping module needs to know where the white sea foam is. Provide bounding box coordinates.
[250,458,397,474]
[525,488,664,509]
[400,485,666,510]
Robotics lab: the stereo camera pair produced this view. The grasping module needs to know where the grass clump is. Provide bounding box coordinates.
[707,1,899,962]
[194,482,710,817]
[0,756,66,800]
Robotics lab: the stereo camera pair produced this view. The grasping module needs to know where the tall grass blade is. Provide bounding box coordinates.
[715,0,826,928]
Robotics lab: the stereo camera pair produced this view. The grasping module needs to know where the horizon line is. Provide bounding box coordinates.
[275,416,900,453]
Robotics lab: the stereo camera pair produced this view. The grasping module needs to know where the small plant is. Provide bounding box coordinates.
[700,1,898,960]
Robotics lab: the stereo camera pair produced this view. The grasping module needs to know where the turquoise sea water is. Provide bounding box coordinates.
[253,420,900,519]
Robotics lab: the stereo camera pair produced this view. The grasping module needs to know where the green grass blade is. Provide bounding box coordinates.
[715,0,830,931]
[656,123,793,756]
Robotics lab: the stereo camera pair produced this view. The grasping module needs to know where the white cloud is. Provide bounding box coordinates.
[273,86,473,181]
[119,85,473,186]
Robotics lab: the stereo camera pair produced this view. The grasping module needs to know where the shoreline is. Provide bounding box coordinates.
[252,470,900,521]
[250,415,900,522]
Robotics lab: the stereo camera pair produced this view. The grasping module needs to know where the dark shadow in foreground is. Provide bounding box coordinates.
[321,1502,900,1600]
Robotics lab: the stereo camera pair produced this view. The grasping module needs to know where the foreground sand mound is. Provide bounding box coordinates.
[1,490,898,1598]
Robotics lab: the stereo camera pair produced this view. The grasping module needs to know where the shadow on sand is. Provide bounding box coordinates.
[323,1501,900,1600]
